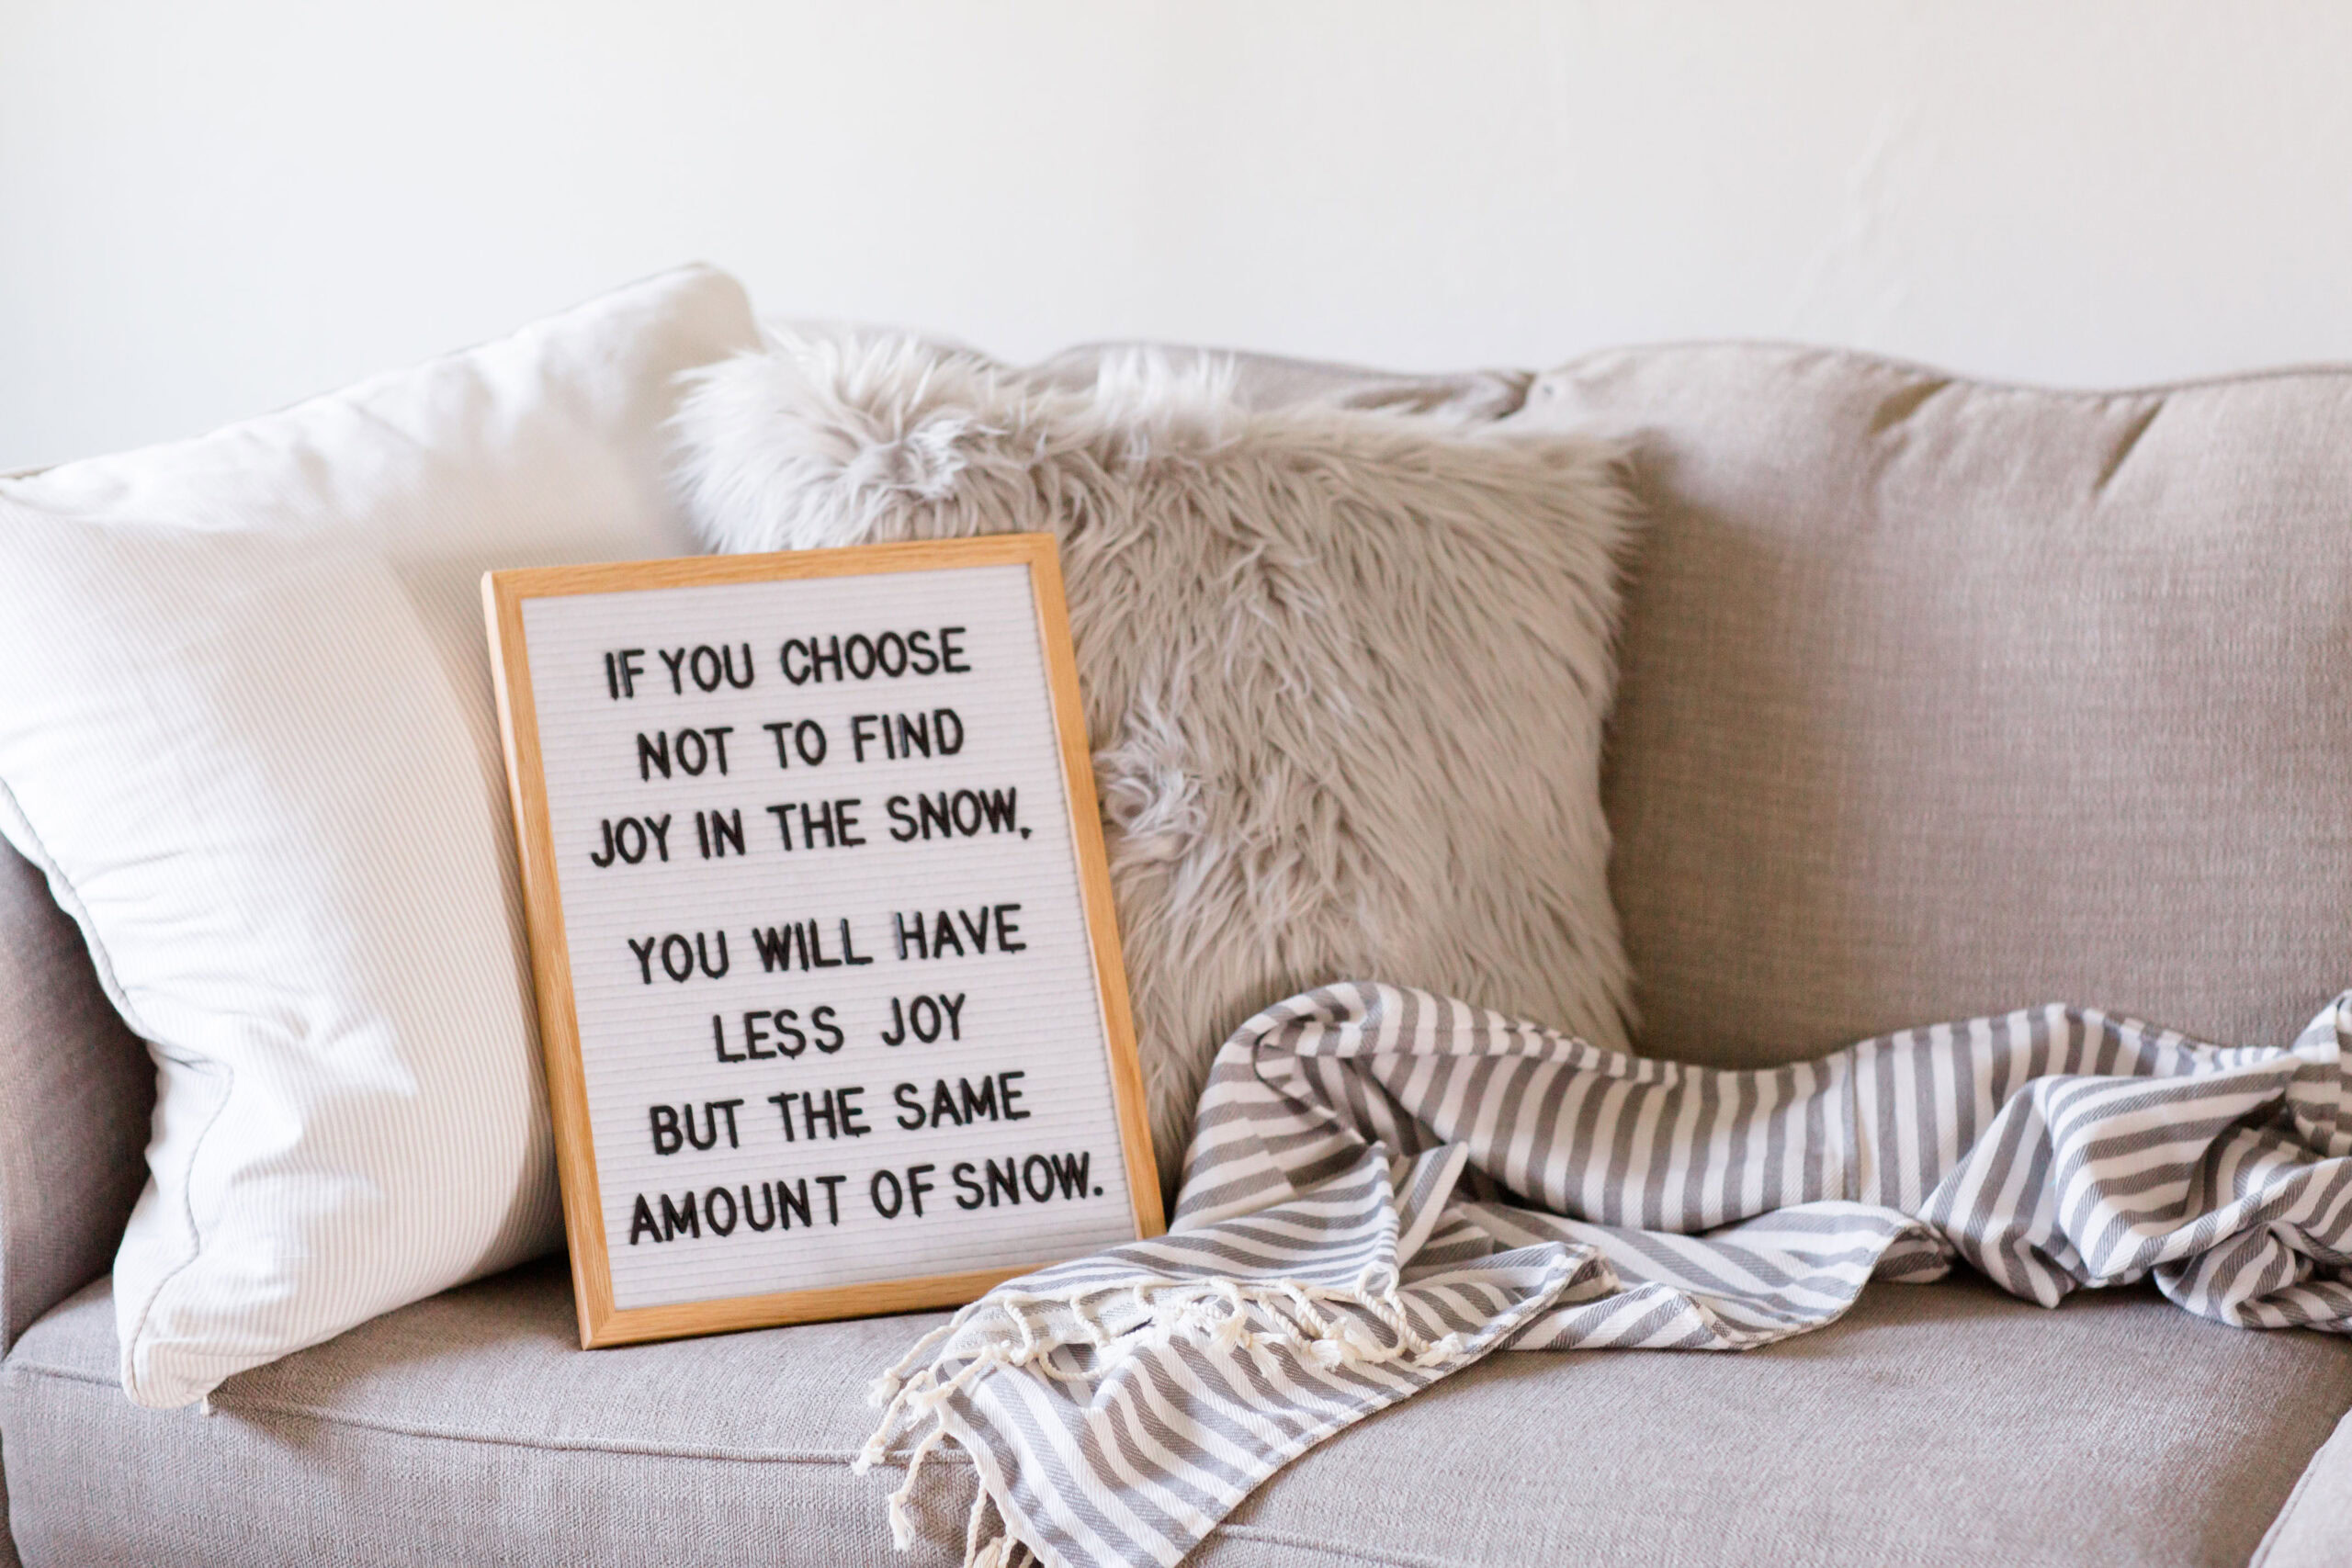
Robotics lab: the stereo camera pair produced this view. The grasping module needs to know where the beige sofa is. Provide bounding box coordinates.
[5,341,2351,1565]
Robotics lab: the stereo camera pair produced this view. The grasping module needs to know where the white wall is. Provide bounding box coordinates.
[6,1,2352,471]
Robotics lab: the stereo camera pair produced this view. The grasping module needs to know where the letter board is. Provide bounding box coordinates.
[483,535,1161,1348]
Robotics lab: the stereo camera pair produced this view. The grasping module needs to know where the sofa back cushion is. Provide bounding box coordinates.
[1511,345,2352,1066]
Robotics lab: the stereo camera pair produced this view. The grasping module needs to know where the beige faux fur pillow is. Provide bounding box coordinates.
[673,334,1635,1193]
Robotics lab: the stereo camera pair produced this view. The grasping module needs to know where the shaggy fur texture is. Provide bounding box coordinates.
[673,333,1636,1195]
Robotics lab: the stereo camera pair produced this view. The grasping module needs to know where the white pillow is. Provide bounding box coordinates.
[0,265,757,1407]
[673,335,1637,1193]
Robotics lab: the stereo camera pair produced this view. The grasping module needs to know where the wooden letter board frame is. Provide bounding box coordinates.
[483,535,1162,1348]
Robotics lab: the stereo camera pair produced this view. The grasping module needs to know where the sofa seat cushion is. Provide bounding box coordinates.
[4,1264,2346,1567]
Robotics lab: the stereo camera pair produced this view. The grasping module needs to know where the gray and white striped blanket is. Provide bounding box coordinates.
[861,983,2352,1568]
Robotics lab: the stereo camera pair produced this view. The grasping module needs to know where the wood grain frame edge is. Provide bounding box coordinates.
[1024,542,1167,1240]
[482,570,621,1349]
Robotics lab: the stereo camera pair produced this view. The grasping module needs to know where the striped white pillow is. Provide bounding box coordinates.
[0,265,755,1407]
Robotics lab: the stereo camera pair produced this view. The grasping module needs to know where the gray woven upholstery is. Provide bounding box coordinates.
[1511,347,2352,1068]
[5,1265,2346,1566]
[0,842,150,1359]
[0,841,151,1568]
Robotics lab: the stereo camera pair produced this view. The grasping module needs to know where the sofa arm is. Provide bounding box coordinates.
[2257,1408,2352,1567]
[0,839,152,1355]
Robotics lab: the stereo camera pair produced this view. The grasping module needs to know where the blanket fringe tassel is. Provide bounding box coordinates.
[854,1267,1470,1565]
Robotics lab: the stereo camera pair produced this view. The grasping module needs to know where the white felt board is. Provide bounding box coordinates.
[488,540,1157,1342]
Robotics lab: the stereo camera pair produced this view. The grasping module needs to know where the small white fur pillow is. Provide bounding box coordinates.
[673,335,1637,1191]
